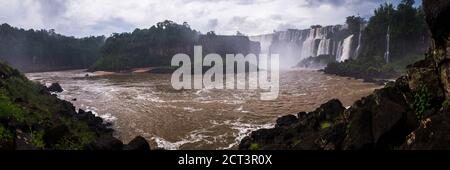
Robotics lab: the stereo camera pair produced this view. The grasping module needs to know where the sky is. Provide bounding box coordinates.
[0,0,422,37]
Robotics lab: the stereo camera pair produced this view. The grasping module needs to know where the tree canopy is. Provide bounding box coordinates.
[0,23,105,72]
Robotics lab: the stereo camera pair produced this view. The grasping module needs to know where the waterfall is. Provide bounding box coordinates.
[384,25,391,63]
[249,34,273,54]
[317,39,331,56]
[339,35,354,62]
[249,24,359,66]
[335,41,343,61]
[354,23,364,59]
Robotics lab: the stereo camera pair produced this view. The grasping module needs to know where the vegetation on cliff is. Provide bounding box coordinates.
[0,24,105,72]
[90,20,259,72]
[324,0,429,79]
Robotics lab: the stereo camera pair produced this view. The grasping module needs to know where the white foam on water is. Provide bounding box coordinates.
[212,119,275,150]
[235,106,251,113]
[183,107,203,112]
[135,94,166,103]
[81,106,118,123]
[151,128,213,150]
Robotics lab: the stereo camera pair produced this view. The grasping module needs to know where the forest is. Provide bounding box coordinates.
[0,23,105,72]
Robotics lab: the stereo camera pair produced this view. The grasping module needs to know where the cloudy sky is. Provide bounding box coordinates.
[0,0,421,37]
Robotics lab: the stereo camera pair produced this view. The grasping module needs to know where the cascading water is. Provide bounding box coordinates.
[249,34,273,54]
[384,26,391,63]
[339,35,354,62]
[250,24,359,67]
[354,23,364,59]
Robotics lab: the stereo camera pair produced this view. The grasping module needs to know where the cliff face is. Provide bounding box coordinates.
[239,0,450,150]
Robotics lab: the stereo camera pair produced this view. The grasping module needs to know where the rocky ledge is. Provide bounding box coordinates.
[240,0,450,150]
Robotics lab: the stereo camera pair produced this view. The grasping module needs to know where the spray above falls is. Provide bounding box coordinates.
[250,24,362,69]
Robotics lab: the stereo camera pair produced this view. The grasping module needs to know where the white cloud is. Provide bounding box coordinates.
[0,0,394,37]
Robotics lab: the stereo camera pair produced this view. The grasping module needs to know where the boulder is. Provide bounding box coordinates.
[343,80,417,150]
[123,136,151,150]
[86,135,123,150]
[275,115,298,128]
[47,83,63,93]
[401,109,450,150]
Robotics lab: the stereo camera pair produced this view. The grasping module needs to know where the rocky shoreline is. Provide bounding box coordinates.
[0,64,151,150]
[239,0,450,150]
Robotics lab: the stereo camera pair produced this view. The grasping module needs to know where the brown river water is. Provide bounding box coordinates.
[26,69,381,150]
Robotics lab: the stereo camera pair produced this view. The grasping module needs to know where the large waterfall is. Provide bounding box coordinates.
[339,35,354,62]
[250,24,359,68]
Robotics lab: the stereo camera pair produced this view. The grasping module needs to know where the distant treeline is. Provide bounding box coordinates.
[90,20,259,71]
[0,23,105,72]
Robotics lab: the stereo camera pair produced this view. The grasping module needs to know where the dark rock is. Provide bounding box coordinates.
[312,99,345,121]
[47,83,63,93]
[276,115,298,128]
[401,109,450,150]
[239,99,346,150]
[123,136,151,150]
[86,135,123,150]
[297,112,308,120]
[343,82,417,150]
[423,0,450,49]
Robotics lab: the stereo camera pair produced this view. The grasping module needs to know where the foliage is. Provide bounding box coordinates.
[249,143,261,150]
[0,125,13,141]
[324,57,397,79]
[325,0,428,79]
[360,0,429,62]
[30,130,46,149]
[320,121,332,129]
[0,62,98,149]
[91,20,200,71]
[0,23,105,72]
[413,85,432,121]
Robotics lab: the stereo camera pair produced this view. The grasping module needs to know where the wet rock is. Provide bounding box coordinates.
[123,136,151,150]
[86,135,123,150]
[47,83,63,93]
[343,82,417,150]
[401,109,450,150]
[276,115,298,128]
[239,99,346,150]
[423,0,450,49]
[313,99,345,121]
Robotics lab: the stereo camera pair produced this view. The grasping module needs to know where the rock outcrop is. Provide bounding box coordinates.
[240,0,450,150]
[47,83,64,93]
